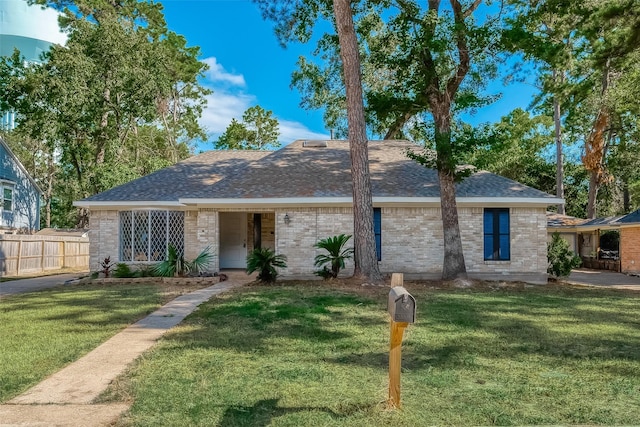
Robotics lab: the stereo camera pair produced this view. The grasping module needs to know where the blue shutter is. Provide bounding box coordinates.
[373,208,382,261]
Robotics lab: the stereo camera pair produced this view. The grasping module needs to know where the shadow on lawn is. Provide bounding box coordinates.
[217,397,367,426]
[169,286,640,373]
[168,289,387,353]
[414,290,640,366]
[327,289,640,371]
[0,285,161,328]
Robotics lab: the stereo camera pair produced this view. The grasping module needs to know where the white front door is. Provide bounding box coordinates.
[219,212,247,268]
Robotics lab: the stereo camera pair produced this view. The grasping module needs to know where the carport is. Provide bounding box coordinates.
[547,209,640,274]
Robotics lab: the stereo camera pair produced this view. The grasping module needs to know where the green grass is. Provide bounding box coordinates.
[0,283,171,402]
[106,284,640,426]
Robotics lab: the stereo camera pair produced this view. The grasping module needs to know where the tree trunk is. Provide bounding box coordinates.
[433,105,467,280]
[333,0,383,283]
[623,180,630,213]
[45,152,54,228]
[553,70,565,214]
[438,169,467,279]
[586,171,599,219]
[583,61,612,219]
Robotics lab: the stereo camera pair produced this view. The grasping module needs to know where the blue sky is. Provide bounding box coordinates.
[159,0,538,148]
[160,0,330,147]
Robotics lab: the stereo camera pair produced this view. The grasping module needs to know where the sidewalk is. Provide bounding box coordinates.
[564,268,640,290]
[0,274,252,427]
[0,272,88,298]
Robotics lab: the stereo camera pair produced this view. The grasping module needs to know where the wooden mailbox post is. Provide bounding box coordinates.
[387,273,416,408]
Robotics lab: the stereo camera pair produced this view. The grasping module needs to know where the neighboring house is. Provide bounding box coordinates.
[75,140,562,284]
[548,209,640,274]
[546,212,588,254]
[0,137,41,232]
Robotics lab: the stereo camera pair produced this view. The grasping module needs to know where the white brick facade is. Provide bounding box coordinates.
[89,205,548,284]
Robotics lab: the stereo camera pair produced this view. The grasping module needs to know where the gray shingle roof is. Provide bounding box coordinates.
[82,150,271,202]
[580,215,627,227]
[79,140,557,203]
[550,208,640,229]
[547,212,588,228]
[618,209,640,224]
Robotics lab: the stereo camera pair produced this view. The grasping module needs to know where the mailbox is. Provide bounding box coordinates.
[388,286,416,323]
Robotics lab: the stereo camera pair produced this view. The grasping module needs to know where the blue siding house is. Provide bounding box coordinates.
[0,137,41,232]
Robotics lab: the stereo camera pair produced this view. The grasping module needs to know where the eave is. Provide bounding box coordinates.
[77,196,563,210]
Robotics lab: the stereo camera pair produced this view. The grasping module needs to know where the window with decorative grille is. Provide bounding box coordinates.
[119,211,184,262]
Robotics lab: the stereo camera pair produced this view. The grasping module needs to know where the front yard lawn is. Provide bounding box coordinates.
[105,282,640,426]
[0,281,210,402]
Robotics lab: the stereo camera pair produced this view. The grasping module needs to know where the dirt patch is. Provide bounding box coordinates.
[243,276,639,298]
[73,278,222,305]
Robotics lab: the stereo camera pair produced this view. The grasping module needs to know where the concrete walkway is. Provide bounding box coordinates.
[0,275,251,427]
[0,272,88,298]
[564,268,640,290]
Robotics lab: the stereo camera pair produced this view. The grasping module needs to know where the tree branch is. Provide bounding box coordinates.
[463,0,482,18]
[445,0,474,99]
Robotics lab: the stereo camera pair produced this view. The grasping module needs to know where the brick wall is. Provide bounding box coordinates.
[466,207,548,282]
[91,205,548,283]
[193,209,218,271]
[621,227,640,274]
[275,206,547,283]
[88,210,119,271]
[276,207,355,276]
[379,207,443,274]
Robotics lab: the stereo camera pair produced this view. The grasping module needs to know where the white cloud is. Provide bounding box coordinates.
[202,57,246,87]
[200,91,254,135]
[198,57,329,147]
[277,119,330,144]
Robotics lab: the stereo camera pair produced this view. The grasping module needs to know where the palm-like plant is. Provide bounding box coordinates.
[154,245,214,277]
[246,247,287,283]
[314,234,354,279]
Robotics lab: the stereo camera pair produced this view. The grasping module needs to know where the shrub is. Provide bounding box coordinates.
[113,263,136,278]
[154,245,214,277]
[547,232,582,278]
[314,234,354,279]
[100,256,114,277]
[314,266,334,280]
[246,247,287,283]
[136,264,157,277]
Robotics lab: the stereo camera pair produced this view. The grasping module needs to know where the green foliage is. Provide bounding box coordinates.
[190,247,216,275]
[503,0,640,218]
[154,245,214,277]
[313,234,354,279]
[257,0,503,280]
[246,247,287,283]
[314,266,334,280]
[215,106,280,150]
[136,263,157,278]
[0,1,210,227]
[274,0,502,142]
[113,263,136,279]
[547,232,582,278]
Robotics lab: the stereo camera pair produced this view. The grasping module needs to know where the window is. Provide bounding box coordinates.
[374,208,382,261]
[2,186,13,211]
[119,211,184,262]
[484,208,510,261]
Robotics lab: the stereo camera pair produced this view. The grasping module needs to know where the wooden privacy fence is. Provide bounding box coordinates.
[0,234,89,277]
